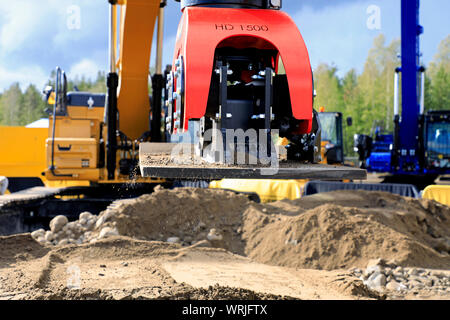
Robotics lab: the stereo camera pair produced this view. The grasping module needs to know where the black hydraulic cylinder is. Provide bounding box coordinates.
[392,114,400,170]
[219,64,228,162]
[151,74,164,142]
[264,67,273,158]
[106,72,119,180]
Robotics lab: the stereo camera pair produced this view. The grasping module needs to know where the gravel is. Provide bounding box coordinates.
[30,212,108,246]
[350,258,450,295]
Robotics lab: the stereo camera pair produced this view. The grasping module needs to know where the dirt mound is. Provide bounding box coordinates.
[79,188,450,271]
[107,188,249,252]
[243,191,450,270]
[3,188,450,300]
[30,188,250,252]
[0,233,50,267]
[33,188,450,270]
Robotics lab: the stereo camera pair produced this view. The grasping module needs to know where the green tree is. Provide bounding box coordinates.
[20,84,47,125]
[313,63,343,112]
[427,35,450,111]
[428,35,450,77]
[429,66,450,110]
[341,69,363,156]
[357,34,400,133]
[0,83,23,126]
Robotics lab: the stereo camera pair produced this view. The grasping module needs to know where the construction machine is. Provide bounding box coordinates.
[354,0,450,190]
[318,110,353,165]
[0,0,365,234]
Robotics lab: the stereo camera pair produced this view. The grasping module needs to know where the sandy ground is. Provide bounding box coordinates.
[0,236,377,300]
[1,188,449,300]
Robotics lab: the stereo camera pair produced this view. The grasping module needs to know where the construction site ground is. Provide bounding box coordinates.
[0,188,449,300]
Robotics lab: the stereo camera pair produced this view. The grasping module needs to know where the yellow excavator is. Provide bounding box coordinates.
[0,0,365,234]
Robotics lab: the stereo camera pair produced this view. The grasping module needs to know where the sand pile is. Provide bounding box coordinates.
[243,194,450,270]
[30,188,450,271]
[31,188,251,254]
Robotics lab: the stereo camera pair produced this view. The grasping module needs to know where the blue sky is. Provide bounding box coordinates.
[0,0,448,92]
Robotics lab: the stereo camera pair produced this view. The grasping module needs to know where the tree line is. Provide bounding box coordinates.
[0,71,106,126]
[0,34,448,157]
[313,34,449,156]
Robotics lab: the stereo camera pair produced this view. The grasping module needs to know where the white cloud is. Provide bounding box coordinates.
[0,65,47,92]
[69,58,101,81]
[0,2,45,54]
[51,1,108,48]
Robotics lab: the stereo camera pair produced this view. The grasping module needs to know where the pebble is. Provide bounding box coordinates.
[58,239,69,245]
[95,216,107,229]
[408,268,419,276]
[422,278,433,287]
[409,280,424,289]
[31,229,45,239]
[43,231,53,242]
[386,280,407,292]
[365,265,381,276]
[98,227,119,239]
[349,259,450,297]
[207,228,223,241]
[49,215,69,233]
[194,221,206,232]
[364,272,387,291]
[167,237,180,243]
[79,212,93,220]
[372,272,387,287]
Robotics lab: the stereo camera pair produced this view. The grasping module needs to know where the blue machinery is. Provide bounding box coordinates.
[356,0,450,185]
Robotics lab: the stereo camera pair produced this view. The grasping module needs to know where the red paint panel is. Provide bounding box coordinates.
[173,7,313,133]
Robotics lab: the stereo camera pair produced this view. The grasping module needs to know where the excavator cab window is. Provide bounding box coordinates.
[318,112,344,164]
[426,121,450,169]
[319,112,340,146]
